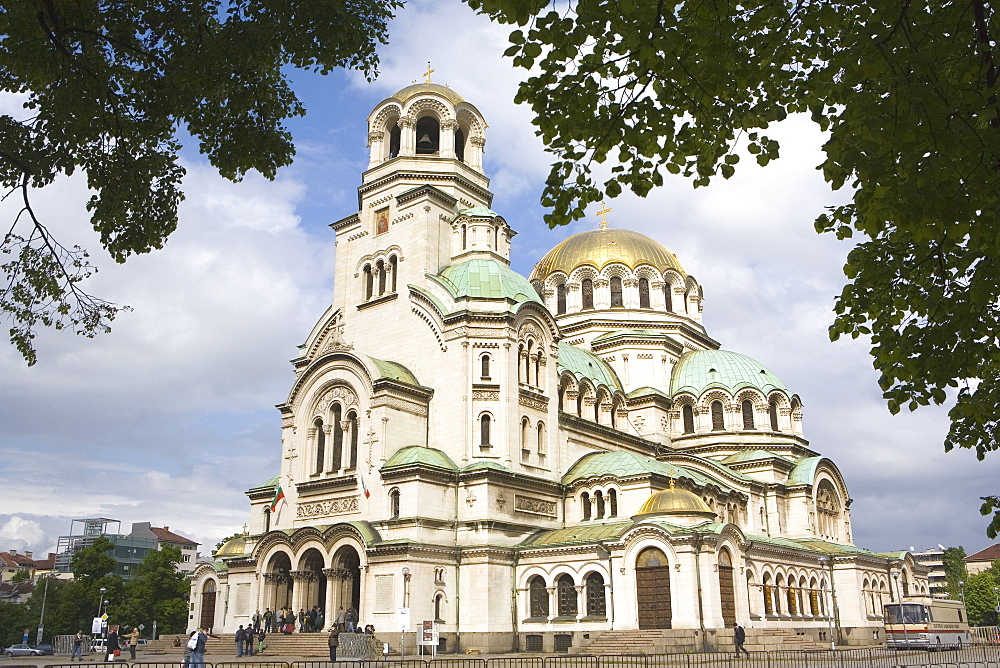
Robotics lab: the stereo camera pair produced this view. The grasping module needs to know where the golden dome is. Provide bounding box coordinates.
[214,536,246,558]
[529,228,686,281]
[393,82,465,106]
[634,480,716,519]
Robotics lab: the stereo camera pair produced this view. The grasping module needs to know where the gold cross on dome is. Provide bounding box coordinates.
[597,202,613,229]
[423,62,435,83]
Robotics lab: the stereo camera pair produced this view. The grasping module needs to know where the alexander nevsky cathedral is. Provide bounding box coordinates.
[190,80,929,653]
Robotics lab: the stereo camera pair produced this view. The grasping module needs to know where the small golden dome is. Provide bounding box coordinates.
[215,536,246,557]
[634,480,715,518]
[529,228,686,281]
[393,82,465,106]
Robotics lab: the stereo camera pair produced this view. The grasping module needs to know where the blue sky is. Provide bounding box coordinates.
[0,0,995,561]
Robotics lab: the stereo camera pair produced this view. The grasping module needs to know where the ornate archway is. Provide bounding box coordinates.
[199,580,217,631]
[296,548,327,615]
[330,545,362,619]
[636,546,672,629]
[263,552,293,611]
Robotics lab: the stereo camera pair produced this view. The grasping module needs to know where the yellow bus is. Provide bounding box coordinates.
[884,597,970,650]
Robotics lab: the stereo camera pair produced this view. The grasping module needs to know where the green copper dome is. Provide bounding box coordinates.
[435,259,543,306]
[670,350,788,398]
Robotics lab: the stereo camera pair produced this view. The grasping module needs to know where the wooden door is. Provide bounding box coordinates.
[637,566,672,629]
[719,565,736,627]
[199,591,216,631]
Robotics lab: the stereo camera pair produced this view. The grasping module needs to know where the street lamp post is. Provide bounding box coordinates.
[958,580,966,604]
[893,572,907,650]
[95,587,107,639]
[400,567,411,659]
[818,557,835,651]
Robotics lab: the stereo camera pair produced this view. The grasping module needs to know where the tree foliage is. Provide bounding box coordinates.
[119,546,189,634]
[943,546,969,600]
[0,0,400,365]
[467,0,1000,531]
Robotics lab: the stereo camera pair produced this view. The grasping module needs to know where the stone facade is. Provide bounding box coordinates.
[189,81,928,652]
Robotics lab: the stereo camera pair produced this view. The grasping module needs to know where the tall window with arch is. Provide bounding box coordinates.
[521,417,531,453]
[390,255,398,293]
[682,404,695,433]
[364,265,373,301]
[556,283,567,314]
[480,353,490,380]
[461,224,467,250]
[711,400,725,430]
[581,278,594,309]
[664,283,673,312]
[585,572,607,617]
[536,421,546,456]
[528,576,548,619]
[816,480,841,540]
[581,492,591,521]
[434,593,445,622]
[388,124,401,158]
[557,574,577,617]
[595,490,605,519]
[389,487,400,519]
[314,418,325,475]
[480,414,491,447]
[610,276,624,307]
[263,507,271,532]
[377,259,386,296]
[769,398,780,431]
[742,400,755,429]
[415,116,439,154]
[347,410,359,469]
[639,277,650,308]
[454,126,465,161]
[331,404,343,471]
[608,489,618,517]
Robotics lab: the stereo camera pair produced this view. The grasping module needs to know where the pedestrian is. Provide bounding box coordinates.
[285,610,296,635]
[328,623,340,662]
[235,625,245,657]
[734,622,750,658]
[253,610,262,632]
[182,631,198,667]
[257,629,267,654]
[345,607,356,633]
[299,608,307,633]
[22,629,28,644]
[245,625,255,655]
[316,607,325,632]
[335,606,346,627]
[71,630,85,661]
[263,608,273,633]
[189,627,208,668]
[105,628,120,663]
[128,627,139,660]
[364,624,375,635]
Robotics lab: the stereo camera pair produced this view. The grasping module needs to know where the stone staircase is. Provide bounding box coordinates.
[576,628,829,655]
[145,632,381,659]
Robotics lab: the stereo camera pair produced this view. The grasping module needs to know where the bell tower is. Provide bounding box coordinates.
[330,75,494,354]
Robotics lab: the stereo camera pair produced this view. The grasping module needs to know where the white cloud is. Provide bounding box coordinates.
[0,517,46,551]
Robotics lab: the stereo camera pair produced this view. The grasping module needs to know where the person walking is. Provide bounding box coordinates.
[328,623,340,662]
[71,630,84,661]
[345,607,356,633]
[189,627,208,668]
[244,625,255,655]
[263,608,273,633]
[252,610,262,633]
[734,622,750,658]
[105,628,120,663]
[257,629,267,654]
[128,627,139,660]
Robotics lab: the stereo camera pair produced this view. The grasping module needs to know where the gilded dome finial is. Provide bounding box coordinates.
[669,477,676,489]
[424,62,435,83]
[596,202,612,229]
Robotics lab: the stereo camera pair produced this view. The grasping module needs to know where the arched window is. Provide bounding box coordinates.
[581,492,591,521]
[557,574,577,617]
[364,264,373,301]
[595,490,605,519]
[577,390,585,417]
[711,401,725,430]
[664,283,673,312]
[610,276,623,307]
[537,421,545,455]
[388,124,401,158]
[389,488,400,519]
[314,418,325,475]
[586,573,606,617]
[528,576,548,619]
[521,417,531,452]
[816,480,841,540]
[494,225,499,250]
[461,224,467,250]
[787,584,798,615]
[434,593,445,622]
[639,277,650,308]
[481,354,490,379]
[742,400,755,429]
[263,507,271,532]
[556,284,567,314]
[455,126,465,161]
[762,574,774,615]
[682,404,695,433]
[415,116,439,154]
[348,410,359,469]
[769,399,780,431]
[377,260,386,296]
[390,255,398,293]
[608,489,618,517]
[582,278,594,309]
[331,404,343,471]
[480,414,491,447]
[525,340,533,386]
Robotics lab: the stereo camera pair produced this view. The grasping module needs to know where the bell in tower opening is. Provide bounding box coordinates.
[415,116,439,154]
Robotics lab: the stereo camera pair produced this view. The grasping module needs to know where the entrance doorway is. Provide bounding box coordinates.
[199,580,217,631]
[636,546,672,629]
[718,548,736,627]
[332,545,362,616]
[265,552,293,611]
[299,548,327,612]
